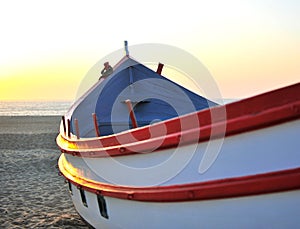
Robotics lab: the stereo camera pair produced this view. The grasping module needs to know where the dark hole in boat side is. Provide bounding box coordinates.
[79,187,88,207]
[68,181,73,195]
[97,194,109,219]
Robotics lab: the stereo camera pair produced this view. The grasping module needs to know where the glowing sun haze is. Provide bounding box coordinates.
[0,0,299,101]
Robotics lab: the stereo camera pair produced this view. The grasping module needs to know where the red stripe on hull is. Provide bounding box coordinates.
[59,156,300,202]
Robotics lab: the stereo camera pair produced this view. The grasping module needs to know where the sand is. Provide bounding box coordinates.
[0,116,89,228]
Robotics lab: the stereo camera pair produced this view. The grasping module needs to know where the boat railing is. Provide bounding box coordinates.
[92,113,101,137]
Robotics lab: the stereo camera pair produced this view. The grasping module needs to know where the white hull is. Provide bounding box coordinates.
[59,119,300,228]
[68,185,300,229]
[61,119,300,187]
[57,82,300,228]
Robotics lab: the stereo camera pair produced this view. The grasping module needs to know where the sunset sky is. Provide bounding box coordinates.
[0,0,299,101]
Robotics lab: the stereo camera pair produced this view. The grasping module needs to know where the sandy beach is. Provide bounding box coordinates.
[0,116,89,228]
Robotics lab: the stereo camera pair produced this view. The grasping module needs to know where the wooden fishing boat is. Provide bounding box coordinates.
[57,45,300,228]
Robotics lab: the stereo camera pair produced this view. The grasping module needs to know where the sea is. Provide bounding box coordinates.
[0,101,72,116]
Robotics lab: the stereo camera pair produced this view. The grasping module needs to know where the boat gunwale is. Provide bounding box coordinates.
[56,83,300,158]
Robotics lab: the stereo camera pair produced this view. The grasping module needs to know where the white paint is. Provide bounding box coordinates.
[64,119,300,186]
[69,182,300,229]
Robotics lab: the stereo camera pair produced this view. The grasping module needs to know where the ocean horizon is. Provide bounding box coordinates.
[0,101,72,116]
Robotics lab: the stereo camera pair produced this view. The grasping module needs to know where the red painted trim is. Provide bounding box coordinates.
[156,63,164,75]
[125,99,138,128]
[58,155,300,202]
[92,113,101,137]
[57,83,300,157]
[74,119,80,139]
